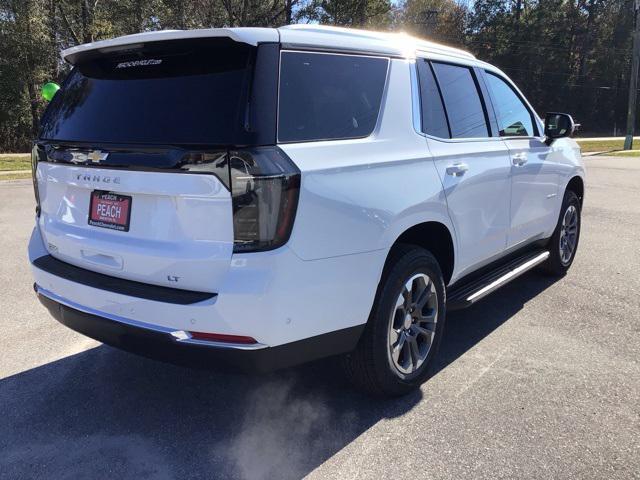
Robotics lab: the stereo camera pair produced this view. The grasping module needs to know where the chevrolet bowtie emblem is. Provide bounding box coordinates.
[69,150,109,164]
[87,150,108,163]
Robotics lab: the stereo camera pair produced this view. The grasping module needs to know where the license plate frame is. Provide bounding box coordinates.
[88,190,132,232]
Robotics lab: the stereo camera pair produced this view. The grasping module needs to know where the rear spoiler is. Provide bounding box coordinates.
[61,28,279,65]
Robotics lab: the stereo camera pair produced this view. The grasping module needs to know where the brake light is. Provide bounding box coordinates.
[229,147,300,253]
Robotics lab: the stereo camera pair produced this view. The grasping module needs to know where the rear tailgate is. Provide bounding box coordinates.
[36,161,232,292]
[32,36,280,293]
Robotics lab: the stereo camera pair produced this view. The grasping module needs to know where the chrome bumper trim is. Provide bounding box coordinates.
[35,285,268,351]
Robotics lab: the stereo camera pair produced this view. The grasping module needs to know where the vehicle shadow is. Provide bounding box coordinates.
[0,272,560,480]
[434,271,560,375]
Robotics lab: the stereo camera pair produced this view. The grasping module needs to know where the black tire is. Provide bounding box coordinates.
[541,189,581,276]
[343,244,446,397]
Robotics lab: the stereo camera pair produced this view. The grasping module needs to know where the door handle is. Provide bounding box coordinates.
[512,153,528,166]
[446,163,469,177]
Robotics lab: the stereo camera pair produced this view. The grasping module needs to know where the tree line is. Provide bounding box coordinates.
[0,0,634,152]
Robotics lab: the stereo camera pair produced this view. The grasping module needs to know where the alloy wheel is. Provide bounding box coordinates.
[387,273,438,376]
[559,205,578,265]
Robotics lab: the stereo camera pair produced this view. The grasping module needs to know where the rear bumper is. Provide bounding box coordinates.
[37,286,364,373]
[28,223,383,371]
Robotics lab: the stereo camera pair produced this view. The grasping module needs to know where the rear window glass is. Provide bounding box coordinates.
[40,38,255,146]
[278,52,388,142]
[431,62,489,139]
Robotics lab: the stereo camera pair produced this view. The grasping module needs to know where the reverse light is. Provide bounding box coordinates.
[229,147,300,253]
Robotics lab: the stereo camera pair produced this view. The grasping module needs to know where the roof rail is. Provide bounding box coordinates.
[279,24,475,60]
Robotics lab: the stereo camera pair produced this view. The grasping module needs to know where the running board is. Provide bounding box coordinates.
[447,250,550,310]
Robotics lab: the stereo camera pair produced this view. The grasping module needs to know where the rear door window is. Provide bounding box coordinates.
[416,60,450,138]
[278,52,389,142]
[484,72,537,137]
[431,62,489,139]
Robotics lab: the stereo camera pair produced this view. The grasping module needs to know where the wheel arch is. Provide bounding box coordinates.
[566,175,585,206]
[386,221,455,285]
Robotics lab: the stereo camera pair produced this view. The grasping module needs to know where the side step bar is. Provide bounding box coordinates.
[447,250,550,310]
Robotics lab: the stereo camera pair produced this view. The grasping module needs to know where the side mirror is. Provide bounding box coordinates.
[544,112,576,145]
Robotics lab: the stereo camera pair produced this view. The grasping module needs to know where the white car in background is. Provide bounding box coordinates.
[28,25,584,396]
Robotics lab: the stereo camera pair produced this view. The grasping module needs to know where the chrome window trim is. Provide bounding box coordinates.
[424,135,506,144]
[279,43,404,59]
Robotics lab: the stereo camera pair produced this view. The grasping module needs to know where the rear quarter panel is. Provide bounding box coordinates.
[279,58,453,263]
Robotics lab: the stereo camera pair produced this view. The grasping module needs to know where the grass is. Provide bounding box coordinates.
[575,139,640,156]
[0,153,30,171]
[606,150,640,157]
[0,172,31,181]
[576,139,626,153]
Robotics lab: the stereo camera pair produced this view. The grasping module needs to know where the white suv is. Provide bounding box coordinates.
[29,25,584,396]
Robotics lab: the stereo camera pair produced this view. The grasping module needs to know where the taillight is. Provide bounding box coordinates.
[229,146,300,253]
[31,144,41,216]
[178,150,230,187]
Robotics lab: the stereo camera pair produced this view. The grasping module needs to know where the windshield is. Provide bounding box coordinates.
[40,38,256,146]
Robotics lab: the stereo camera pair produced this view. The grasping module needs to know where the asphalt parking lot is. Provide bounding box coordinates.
[0,156,638,479]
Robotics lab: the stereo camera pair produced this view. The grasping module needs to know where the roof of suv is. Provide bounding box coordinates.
[61,24,475,64]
